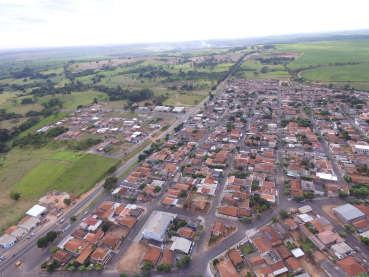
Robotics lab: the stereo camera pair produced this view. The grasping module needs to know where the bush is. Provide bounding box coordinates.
[338,191,349,198]
[272,217,276,223]
[68,266,75,272]
[108,165,117,173]
[96,265,102,271]
[339,231,347,237]
[10,192,21,200]
[198,225,204,230]
[41,264,47,269]
[47,260,59,272]
[175,259,183,268]
[157,264,164,272]
[70,215,76,221]
[120,274,128,277]
[182,256,191,265]
[164,263,171,271]
[141,261,152,271]
[86,266,93,271]
[63,198,71,205]
[49,246,58,253]
[78,266,85,271]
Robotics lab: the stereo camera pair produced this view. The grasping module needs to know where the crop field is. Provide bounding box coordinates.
[48,154,118,195]
[300,64,369,82]
[10,161,71,200]
[276,39,369,70]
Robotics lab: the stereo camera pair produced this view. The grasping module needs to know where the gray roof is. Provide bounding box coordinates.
[333,204,365,221]
[0,233,17,245]
[316,217,330,227]
[317,258,347,277]
[331,242,353,255]
[146,212,172,236]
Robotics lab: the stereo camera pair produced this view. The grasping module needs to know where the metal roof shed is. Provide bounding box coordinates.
[298,205,312,214]
[333,204,365,222]
[291,248,305,258]
[26,204,47,218]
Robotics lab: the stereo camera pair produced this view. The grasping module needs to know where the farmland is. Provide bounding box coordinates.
[300,64,369,82]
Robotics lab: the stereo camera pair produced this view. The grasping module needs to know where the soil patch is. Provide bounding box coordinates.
[108,226,130,239]
[314,250,327,261]
[116,242,148,271]
[322,205,341,223]
[298,257,325,277]
[207,227,238,249]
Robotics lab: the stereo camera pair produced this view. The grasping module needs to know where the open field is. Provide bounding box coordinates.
[117,242,147,271]
[50,150,86,162]
[49,154,119,195]
[236,60,290,80]
[276,39,369,70]
[300,64,369,82]
[10,161,71,200]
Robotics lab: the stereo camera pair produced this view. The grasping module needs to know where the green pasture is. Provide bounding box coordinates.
[50,150,85,162]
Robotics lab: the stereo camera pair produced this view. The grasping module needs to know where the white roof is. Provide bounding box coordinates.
[355,145,369,150]
[298,205,312,213]
[170,237,192,253]
[316,172,338,181]
[291,247,305,258]
[26,204,47,217]
[145,212,173,236]
[297,214,314,223]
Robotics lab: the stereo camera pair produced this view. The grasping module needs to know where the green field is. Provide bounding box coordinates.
[50,150,85,162]
[236,60,290,80]
[49,154,119,195]
[10,161,71,200]
[300,64,369,82]
[277,39,369,70]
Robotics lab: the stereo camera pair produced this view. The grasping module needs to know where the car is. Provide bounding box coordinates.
[84,211,88,216]
[60,219,65,223]
[16,261,21,266]
[31,233,35,236]
[95,183,98,187]
[0,256,4,260]
[27,236,31,239]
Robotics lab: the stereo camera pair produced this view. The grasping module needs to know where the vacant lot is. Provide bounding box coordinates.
[117,242,147,271]
[298,256,325,277]
[49,154,119,195]
[10,160,71,200]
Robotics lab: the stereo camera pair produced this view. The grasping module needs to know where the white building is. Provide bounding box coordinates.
[170,237,192,254]
[0,234,17,249]
[123,121,134,126]
[354,145,369,155]
[173,107,185,113]
[142,211,175,242]
[26,205,47,218]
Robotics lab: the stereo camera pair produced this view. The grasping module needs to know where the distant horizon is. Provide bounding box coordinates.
[2,0,369,50]
[1,29,369,54]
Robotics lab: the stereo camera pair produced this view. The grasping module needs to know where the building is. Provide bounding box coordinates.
[142,211,174,242]
[142,246,162,266]
[353,145,369,155]
[0,234,17,249]
[90,247,112,265]
[18,216,40,232]
[217,258,239,277]
[170,237,192,254]
[26,204,47,218]
[172,107,185,113]
[333,204,365,223]
[229,249,244,268]
[337,256,366,276]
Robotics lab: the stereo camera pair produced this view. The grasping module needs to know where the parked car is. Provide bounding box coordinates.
[60,219,65,223]
[27,236,31,239]
[0,256,5,260]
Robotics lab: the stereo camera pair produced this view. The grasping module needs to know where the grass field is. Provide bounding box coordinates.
[10,161,71,200]
[300,64,369,82]
[50,150,85,162]
[237,60,290,80]
[276,39,369,70]
[49,154,119,195]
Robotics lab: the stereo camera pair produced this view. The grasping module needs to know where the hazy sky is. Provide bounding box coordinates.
[1,0,369,49]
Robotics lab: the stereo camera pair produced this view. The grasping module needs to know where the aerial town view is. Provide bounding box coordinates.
[2,2,369,277]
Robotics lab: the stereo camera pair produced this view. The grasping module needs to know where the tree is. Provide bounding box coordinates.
[47,260,59,272]
[305,192,315,199]
[63,198,71,205]
[96,265,102,271]
[339,231,347,237]
[10,192,20,200]
[101,222,109,232]
[182,256,191,265]
[141,261,152,271]
[306,249,314,259]
[338,191,349,198]
[46,231,58,242]
[355,273,369,277]
[120,274,128,277]
[70,215,76,221]
[164,263,171,271]
[213,259,219,265]
[237,165,243,170]
[103,176,118,190]
[78,266,85,271]
[49,246,58,253]
[175,259,183,268]
[154,186,161,193]
[272,217,276,223]
[37,237,49,248]
[108,165,117,173]
[279,210,288,218]
[68,266,75,272]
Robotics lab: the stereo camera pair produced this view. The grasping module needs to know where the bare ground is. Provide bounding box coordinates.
[322,205,341,223]
[298,256,325,277]
[314,250,327,261]
[116,242,148,271]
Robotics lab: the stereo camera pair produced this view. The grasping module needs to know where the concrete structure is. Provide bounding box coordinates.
[353,144,369,155]
[333,204,365,223]
[170,237,192,254]
[173,107,185,113]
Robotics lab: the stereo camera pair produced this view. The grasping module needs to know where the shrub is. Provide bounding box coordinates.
[70,215,76,221]
[157,264,164,272]
[49,246,58,253]
[78,266,85,271]
[339,231,347,237]
[175,259,183,268]
[86,266,93,271]
[63,198,71,205]
[41,264,47,269]
[120,274,128,277]
[198,225,204,230]
[96,265,102,271]
[164,263,171,271]
[68,266,75,272]
[141,261,152,271]
[182,256,191,265]
[279,210,288,218]
[101,222,109,232]
[272,217,276,223]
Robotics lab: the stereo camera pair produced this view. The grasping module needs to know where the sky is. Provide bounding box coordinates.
[1,0,369,50]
